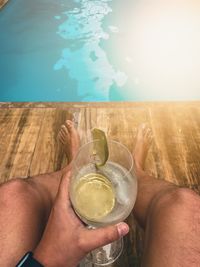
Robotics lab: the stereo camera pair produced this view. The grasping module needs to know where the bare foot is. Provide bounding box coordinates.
[133,123,152,171]
[58,120,80,163]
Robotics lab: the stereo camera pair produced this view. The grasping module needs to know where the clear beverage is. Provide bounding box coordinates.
[71,161,137,227]
[70,139,137,266]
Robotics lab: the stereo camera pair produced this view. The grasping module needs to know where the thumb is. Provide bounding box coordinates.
[57,169,72,202]
[83,222,129,252]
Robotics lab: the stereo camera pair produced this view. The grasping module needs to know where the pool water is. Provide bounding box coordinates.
[0,0,200,101]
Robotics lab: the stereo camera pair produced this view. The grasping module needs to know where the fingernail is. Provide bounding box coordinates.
[117,223,129,237]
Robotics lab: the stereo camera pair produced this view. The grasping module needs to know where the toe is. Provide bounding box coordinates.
[65,120,74,132]
[61,125,69,137]
[140,123,147,130]
[58,132,65,144]
[60,130,67,140]
[61,124,69,134]
[137,124,144,134]
[137,123,148,139]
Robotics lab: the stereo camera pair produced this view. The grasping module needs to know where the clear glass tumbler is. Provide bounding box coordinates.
[70,140,137,266]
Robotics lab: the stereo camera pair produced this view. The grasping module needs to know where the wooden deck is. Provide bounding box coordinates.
[0,0,8,9]
[0,102,200,266]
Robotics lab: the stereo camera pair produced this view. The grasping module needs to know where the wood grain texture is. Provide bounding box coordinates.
[0,102,200,267]
[0,0,8,9]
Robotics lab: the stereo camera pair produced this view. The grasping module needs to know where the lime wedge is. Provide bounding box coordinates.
[91,128,109,166]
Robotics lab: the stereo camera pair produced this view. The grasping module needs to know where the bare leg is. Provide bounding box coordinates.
[132,123,177,228]
[0,120,80,266]
[133,124,200,267]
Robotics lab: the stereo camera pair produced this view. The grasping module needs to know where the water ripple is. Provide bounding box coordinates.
[54,0,127,101]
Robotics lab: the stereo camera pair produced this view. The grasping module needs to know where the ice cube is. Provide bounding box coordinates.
[115,180,129,205]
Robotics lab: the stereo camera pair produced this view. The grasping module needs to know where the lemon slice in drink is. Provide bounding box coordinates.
[91,128,109,167]
[74,173,115,221]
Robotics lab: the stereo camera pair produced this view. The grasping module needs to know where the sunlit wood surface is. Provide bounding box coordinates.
[0,102,200,267]
[0,0,8,9]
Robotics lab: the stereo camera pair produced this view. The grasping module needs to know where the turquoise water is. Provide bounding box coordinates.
[0,0,199,101]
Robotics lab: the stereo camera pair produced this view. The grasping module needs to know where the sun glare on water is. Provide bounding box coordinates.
[120,0,200,100]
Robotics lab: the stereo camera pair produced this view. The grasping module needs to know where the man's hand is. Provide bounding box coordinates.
[33,170,129,267]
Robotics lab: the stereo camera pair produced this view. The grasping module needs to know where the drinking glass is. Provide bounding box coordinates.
[69,139,137,266]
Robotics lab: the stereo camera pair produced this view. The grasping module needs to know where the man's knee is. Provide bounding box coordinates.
[164,187,199,210]
[0,178,33,204]
[149,187,200,224]
[172,187,200,208]
[144,188,200,266]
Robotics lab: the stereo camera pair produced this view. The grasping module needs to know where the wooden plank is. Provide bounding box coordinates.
[0,101,199,109]
[0,0,8,9]
[8,108,45,179]
[29,108,75,176]
[0,109,28,182]
[0,108,45,182]
[148,104,200,187]
[77,106,147,145]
